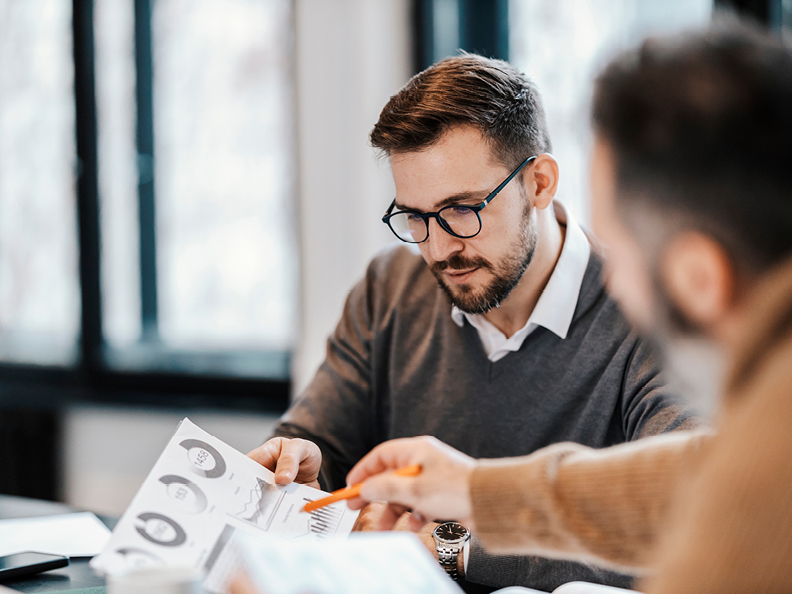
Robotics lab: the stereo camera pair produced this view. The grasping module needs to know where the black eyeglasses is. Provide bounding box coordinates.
[382,155,537,244]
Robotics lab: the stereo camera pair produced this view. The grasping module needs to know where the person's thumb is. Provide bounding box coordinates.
[359,475,414,507]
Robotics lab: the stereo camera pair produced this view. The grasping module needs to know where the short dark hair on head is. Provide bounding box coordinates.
[592,18,792,274]
[370,53,551,170]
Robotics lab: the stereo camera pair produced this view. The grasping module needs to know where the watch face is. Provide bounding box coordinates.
[434,522,469,543]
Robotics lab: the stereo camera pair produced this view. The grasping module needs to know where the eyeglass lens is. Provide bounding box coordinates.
[388,206,481,243]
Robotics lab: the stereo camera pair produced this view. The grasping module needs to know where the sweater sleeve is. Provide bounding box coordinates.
[464,543,636,592]
[272,265,379,491]
[469,429,711,571]
[620,336,704,440]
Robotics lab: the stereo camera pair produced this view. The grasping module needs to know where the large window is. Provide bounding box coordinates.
[509,0,713,223]
[0,0,296,406]
[95,0,296,377]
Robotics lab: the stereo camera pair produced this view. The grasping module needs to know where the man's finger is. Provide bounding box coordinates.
[346,438,421,485]
[246,438,283,472]
[359,474,416,507]
[377,503,410,531]
[228,572,263,594]
[346,495,367,511]
[247,437,322,487]
[407,512,428,532]
[273,440,309,484]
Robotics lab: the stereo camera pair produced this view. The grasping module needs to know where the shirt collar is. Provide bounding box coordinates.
[451,200,591,340]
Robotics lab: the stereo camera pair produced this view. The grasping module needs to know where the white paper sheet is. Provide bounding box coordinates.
[0,512,111,558]
[238,531,463,594]
[91,418,358,592]
[493,584,641,594]
[553,583,641,594]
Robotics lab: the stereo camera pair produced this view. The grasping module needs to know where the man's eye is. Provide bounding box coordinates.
[449,206,475,216]
[406,213,423,222]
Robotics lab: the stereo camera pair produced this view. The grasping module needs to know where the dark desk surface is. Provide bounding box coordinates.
[0,495,116,594]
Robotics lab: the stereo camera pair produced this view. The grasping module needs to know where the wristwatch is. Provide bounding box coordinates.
[432,521,470,580]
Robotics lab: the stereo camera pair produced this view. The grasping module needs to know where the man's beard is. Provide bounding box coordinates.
[656,334,725,421]
[430,203,537,315]
[648,269,725,421]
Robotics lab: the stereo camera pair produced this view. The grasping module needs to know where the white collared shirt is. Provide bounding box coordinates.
[451,201,591,362]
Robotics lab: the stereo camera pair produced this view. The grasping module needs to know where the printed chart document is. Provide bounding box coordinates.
[238,532,464,594]
[91,419,358,592]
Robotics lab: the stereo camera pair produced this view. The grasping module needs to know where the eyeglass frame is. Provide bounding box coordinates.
[381,155,537,244]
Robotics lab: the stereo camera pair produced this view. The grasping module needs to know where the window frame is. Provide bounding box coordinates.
[412,0,509,72]
[714,0,786,26]
[0,0,290,413]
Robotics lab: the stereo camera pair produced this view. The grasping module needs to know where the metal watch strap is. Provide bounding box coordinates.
[436,544,461,580]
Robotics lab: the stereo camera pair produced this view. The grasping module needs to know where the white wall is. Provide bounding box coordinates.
[292,0,412,392]
[63,0,412,516]
[63,406,278,516]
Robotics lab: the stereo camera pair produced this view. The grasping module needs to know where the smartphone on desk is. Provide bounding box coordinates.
[0,552,69,582]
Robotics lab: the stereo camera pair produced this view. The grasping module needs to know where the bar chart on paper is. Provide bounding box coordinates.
[303,498,344,538]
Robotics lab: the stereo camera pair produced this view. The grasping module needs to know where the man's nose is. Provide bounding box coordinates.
[427,217,464,263]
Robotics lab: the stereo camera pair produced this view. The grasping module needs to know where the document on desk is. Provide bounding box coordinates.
[238,531,463,594]
[0,512,111,557]
[90,418,358,592]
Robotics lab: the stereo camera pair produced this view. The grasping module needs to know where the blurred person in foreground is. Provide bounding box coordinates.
[345,20,792,594]
[247,54,702,591]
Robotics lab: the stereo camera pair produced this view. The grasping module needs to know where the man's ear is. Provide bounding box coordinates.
[524,153,559,210]
[660,232,736,331]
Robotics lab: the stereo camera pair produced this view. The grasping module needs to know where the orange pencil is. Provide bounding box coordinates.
[301,464,422,513]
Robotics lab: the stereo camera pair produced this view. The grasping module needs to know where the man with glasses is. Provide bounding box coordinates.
[249,55,700,592]
[381,154,535,246]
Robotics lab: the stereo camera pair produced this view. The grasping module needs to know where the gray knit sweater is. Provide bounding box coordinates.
[274,245,700,591]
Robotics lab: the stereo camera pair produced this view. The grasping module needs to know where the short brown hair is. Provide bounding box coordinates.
[370,54,551,169]
[592,19,792,273]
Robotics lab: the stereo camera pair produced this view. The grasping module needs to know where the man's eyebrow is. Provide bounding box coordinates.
[394,191,487,213]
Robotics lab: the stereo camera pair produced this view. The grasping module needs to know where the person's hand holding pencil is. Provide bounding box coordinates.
[342,436,477,532]
[302,464,423,512]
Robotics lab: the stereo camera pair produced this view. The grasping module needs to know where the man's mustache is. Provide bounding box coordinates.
[431,255,492,274]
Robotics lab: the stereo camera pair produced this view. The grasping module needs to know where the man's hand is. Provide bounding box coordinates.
[247,437,322,489]
[346,436,476,530]
[228,572,262,594]
[354,501,469,578]
[354,501,440,559]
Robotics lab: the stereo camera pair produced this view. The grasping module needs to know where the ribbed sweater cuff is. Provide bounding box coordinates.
[470,444,577,554]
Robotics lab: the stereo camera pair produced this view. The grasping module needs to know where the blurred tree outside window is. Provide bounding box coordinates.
[0,0,80,367]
